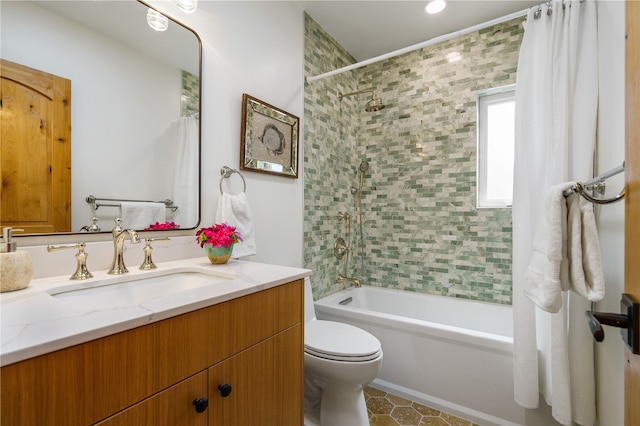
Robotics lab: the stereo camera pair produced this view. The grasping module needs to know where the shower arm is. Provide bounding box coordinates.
[338,90,385,112]
[338,90,375,101]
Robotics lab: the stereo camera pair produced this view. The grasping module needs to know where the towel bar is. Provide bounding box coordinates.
[86,195,178,211]
[563,162,625,204]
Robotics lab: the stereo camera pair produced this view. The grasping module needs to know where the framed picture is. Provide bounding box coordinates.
[240,93,300,178]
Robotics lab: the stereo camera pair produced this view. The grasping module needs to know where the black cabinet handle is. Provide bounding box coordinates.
[193,398,208,413]
[218,383,232,398]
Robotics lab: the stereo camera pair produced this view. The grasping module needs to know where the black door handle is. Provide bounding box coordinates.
[585,293,639,354]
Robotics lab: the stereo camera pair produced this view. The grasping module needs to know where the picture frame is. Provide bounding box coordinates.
[240,93,300,178]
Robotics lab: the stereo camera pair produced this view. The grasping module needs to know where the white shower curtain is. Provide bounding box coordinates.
[512,1,598,425]
[172,115,199,228]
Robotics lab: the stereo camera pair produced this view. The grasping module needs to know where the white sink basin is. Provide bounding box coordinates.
[48,270,230,309]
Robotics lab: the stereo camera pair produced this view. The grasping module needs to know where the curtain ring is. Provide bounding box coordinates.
[534,5,542,19]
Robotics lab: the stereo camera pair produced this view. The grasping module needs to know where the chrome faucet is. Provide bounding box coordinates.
[108,228,141,274]
[337,274,361,288]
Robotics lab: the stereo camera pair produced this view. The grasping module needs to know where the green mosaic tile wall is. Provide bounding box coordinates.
[181,70,200,116]
[304,14,522,304]
[303,14,361,299]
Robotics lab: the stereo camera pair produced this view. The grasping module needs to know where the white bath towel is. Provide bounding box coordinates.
[120,202,166,230]
[215,192,257,258]
[524,182,573,313]
[525,183,606,313]
[566,193,605,302]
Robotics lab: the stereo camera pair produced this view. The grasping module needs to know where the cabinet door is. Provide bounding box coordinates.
[95,371,208,426]
[208,325,303,426]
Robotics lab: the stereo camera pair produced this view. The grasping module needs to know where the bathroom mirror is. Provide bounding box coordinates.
[0,0,201,235]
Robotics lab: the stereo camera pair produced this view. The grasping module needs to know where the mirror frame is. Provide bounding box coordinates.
[4,0,202,238]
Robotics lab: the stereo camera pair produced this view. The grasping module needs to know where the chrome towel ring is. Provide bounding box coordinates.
[219,166,247,194]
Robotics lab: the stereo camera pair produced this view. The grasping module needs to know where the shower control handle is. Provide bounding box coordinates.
[334,238,348,259]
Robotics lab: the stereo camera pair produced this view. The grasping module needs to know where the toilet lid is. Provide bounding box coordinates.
[305,320,382,362]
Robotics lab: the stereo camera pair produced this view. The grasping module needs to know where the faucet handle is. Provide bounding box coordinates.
[88,217,101,232]
[139,237,170,270]
[112,218,123,235]
[47,242,93,280]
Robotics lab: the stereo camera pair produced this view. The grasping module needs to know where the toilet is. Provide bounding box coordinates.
[303,277,383,426]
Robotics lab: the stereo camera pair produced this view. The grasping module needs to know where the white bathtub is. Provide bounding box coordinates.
[314,286,554,426]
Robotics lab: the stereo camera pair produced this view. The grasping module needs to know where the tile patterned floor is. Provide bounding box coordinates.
[365,387,481,426]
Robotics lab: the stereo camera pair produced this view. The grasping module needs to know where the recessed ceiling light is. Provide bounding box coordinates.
[426,0,447,14]
[147,9,168,32]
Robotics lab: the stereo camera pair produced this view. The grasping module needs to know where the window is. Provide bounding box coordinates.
[477,86,515,208]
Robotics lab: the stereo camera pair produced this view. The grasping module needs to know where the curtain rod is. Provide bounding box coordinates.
[306,7,529,84]
[583,162,625,187]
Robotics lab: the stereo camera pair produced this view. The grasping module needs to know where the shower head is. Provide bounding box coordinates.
[365,97,385,112]
[357,160,369,193]
[338,89,386,112]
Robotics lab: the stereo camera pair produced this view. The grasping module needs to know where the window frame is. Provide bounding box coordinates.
[476,84,516,209]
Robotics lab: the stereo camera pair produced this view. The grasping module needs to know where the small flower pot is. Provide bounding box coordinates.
[204,244,233,264]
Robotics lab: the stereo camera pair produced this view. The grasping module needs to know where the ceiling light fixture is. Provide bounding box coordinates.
[426,0,446,14]
[175,0,198,14]
[147,9,168,31]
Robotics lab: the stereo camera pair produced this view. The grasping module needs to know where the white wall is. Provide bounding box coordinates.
[595,2,626,425]
[15,1,305,276]
[153,1,306,268]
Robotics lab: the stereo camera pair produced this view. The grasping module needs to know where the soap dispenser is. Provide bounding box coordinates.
[0,227,33,292]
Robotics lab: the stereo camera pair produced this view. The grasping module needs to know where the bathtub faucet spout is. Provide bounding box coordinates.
[337,274,361,288]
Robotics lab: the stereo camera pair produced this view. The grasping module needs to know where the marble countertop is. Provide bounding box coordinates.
[0,258,311,367]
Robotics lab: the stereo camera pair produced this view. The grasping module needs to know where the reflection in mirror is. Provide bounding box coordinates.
[0,0,201,236]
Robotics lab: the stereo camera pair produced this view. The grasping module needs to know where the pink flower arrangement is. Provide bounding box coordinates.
[144,221,180,231]
[196,223,242,248]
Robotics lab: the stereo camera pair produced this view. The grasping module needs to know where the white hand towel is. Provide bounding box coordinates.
[120,202,166,230]
[215,192,257,258]
[566,193,605,302]
[524,182,573,313]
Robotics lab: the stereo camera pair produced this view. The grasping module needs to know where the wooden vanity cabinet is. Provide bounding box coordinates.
[0,279,304,426]
[94,371,209,426]
[208,325,303,426]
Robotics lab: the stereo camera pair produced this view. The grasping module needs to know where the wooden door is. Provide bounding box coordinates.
[0,59,71,233]
[208,325,304,426]
[625,2,640,425]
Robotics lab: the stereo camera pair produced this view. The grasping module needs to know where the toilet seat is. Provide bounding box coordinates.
[305,320,382,362]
